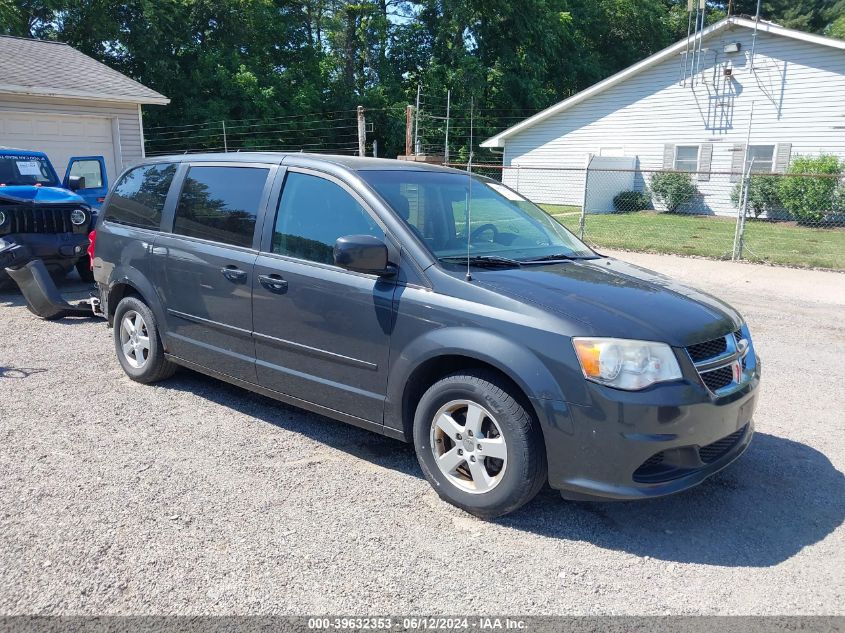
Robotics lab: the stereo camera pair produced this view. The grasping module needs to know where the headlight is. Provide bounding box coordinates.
[572,337,682,390]
[70,209,87,226]
[0,210,6,226]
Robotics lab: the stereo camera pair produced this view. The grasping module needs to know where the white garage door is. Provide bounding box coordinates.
[0,111,118,185]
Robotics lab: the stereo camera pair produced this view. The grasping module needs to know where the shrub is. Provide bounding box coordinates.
[730,175,784,218]
[649,172,699,213]
[778,155,843,224]
[612,190,651,213]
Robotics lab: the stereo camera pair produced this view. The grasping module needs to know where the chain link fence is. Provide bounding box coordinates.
[448,162,845,270]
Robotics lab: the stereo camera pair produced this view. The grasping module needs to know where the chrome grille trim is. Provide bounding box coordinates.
[686,328,752,396]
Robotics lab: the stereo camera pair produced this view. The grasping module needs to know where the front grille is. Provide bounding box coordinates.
[700,365,734,391]
[686,329,750,395]
[699,425,747,463]
[687,337,728,362]
[0,204,75,234]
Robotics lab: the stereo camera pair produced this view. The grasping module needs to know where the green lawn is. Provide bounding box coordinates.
[541,208,845,270]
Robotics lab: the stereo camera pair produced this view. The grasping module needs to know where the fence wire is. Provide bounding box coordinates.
[449,163,845,271]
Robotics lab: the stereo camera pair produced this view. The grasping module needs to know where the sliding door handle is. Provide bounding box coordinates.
[258,273,288,293]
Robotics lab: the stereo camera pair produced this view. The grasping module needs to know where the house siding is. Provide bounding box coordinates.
[501,26,845,213]
[0,94,144,170]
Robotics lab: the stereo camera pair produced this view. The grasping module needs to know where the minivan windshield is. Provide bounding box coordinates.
[0,154,58,187]
[360,169,596,264]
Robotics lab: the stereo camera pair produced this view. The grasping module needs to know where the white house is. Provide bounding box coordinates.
[0,36,168,181]
[480,17,845,215]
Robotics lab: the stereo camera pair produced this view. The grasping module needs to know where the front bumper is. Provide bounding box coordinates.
[541,369,760,501]
[0,233,88,277]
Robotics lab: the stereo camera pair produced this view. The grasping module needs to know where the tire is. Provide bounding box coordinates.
[413,370,547,519]
[75,257,94,282]
[113,295,176,383]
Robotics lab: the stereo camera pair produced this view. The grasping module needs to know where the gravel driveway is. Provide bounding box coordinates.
[1,253,843,615]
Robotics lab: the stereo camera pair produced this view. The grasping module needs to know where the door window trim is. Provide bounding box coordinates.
[258,166,398,277]
[162,161,279,251]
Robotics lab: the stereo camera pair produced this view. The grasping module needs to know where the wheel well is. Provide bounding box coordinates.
[401,355,537,440]
[107,283,141,325]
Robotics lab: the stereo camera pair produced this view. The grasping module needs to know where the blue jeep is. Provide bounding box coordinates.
[0,148,106,287]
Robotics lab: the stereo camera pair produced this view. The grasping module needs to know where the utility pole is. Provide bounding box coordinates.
[414,84,421,155]
[405,105,413,156]
[357,105,366,157]
[444,89,451,164]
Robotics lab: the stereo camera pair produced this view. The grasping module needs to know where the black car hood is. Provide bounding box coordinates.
[471,257,742,347]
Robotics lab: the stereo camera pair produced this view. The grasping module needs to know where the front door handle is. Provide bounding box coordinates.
[221,266,247,282]
[258,273,288,293]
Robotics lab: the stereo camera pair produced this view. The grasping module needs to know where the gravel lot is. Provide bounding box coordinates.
[1,253,843,616]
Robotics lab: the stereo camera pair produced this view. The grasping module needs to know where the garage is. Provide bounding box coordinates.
[0,111,119,181]
[0,36,168,180]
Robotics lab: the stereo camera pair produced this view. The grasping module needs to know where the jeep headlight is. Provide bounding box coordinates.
[0,210,6,226]
[572,338,682,390]
[70,208,87,226]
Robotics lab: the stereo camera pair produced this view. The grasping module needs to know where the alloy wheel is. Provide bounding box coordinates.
[429,399,508,494]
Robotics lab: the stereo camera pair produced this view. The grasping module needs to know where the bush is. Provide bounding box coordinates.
[612,190,651,212]
[778,155,843,224]
[730,175,784,218]
[649,172,698,213]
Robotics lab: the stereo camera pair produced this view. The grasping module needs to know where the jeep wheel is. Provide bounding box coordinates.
[413,370,547,519]
[113,296,176,383]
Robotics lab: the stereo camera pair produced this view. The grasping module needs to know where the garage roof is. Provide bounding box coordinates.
[0,36,169,106]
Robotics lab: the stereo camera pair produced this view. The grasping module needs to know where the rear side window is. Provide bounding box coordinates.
[272,172,384,265]
[105,163,177,229]
[173,166,268,247]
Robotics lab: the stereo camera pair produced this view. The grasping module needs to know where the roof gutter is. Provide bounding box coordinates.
[0,83,170,106]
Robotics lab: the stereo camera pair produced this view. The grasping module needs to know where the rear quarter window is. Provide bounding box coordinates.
[105,163,177,229]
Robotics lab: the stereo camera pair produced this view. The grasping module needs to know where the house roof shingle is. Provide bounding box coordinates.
[0,35,169,105]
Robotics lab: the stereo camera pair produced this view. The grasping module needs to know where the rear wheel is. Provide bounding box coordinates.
[113,296,176,383]
[413,370,547,518]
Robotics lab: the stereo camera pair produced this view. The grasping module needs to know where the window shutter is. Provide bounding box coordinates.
[774,143,792,172]
[730,143,745,182]
[698,143,713,181]
[662,144,675,170]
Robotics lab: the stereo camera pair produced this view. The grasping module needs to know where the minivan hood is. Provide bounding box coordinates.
[470,257,741,347]
[0,186,83,205]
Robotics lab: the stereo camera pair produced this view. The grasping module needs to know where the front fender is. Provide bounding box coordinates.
[385,327,575,443]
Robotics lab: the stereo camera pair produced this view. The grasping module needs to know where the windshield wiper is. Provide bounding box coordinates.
[439,255,522,268]
[520,253,598,264]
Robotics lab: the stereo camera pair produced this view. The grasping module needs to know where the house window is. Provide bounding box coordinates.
[746,145,775,173]
[674,146,699,172]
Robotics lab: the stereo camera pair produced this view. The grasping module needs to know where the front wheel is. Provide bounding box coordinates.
[113,296,176,383]
[413,370,547,518]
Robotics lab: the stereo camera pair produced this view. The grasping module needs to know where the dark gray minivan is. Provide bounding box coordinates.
[92,153,760,517]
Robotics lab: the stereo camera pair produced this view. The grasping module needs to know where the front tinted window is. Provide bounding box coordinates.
[360,170,595,262]
[272,172,384,265]
[105,163,177,229]
[173,166,268,247]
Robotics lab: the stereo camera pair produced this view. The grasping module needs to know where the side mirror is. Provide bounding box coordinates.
[67,175,86,191]
[334,235,395,276]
